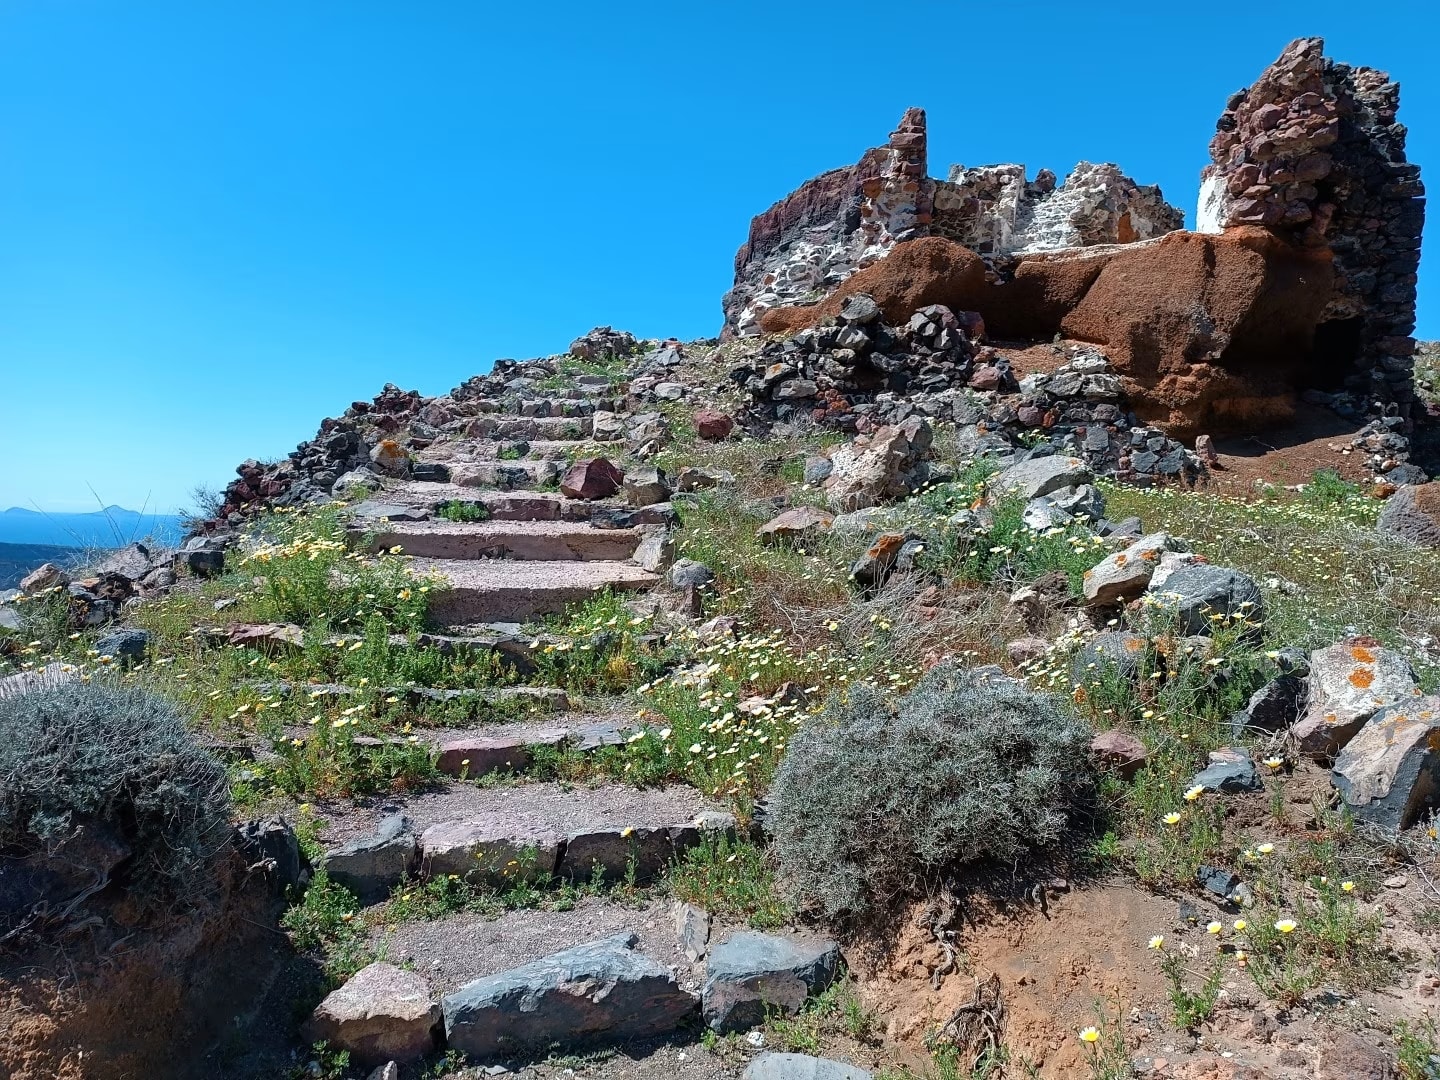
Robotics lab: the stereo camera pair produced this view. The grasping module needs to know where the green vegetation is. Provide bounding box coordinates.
[436,499,489,522]
[767,661,1093,923]
[0,681,230,919]
[667,835,791,928]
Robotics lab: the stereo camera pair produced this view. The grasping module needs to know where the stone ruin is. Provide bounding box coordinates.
[722,38,1426,481]
[722,109,1182,339]
[1198,37,1425,425]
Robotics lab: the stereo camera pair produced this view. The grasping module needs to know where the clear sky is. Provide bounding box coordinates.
[2,2,1434,513]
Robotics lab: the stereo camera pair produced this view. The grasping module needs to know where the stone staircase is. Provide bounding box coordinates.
[314,376,709,907]
[354,387,666,629]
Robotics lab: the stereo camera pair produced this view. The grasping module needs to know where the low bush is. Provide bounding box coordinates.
[0,681,231,926]
[767,661,1093,922]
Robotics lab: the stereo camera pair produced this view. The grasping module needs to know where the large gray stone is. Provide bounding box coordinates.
[990,455,1093,502]
[94,628,150,665]
[1190,748,1262,794]
[1082,532,1176,607]
[1377,485,1440,548]
[743,1054,873,1080]
[442,932,697,1058]
[1071,631,1148,682]
[1292,641,1420,759]
[1332,696,1440,829]
[322,814,417,903]
[560,814,735,884]
[703,932,841,1033]
[1230,675,1306,738]
[303,962,439,1066]
[1144,563,1264,636]
[418,820,561,886]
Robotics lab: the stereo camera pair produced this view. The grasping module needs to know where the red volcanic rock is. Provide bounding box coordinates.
[694,409,734,441]
[761,237,986,334]
[559,457,624,500]
[1090,730,1149,779]
[1060,227,1334,437]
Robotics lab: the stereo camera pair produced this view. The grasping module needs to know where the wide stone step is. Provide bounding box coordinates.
[366,520,645,562]
[446,460,563,489]
[421,438,620,464]
[415,558,660,624]
[361,485,592,522]
[476,416,595,441]
[319,782,730,899]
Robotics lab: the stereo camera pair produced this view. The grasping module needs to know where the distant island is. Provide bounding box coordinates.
[0,506,186,552]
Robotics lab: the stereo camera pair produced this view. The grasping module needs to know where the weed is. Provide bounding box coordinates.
[436,500,490,523]
[1397,1017,1440,1080]
[667,835,791,929]
[1158,948,1225,1029]
[280,870,375,984]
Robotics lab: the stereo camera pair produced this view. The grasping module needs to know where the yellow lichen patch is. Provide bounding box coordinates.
[1349,668,1375,689]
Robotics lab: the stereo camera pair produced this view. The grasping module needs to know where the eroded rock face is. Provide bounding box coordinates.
[1292,640,1420,759]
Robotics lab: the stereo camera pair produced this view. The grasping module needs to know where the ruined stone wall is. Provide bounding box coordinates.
[721,109,933,339]
[934,162,1182,254]
[1198,37,1425,421]
[723,111,1181,338]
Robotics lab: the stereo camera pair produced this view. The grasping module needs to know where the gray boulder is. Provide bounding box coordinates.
[990,455,1093,502]
[1190,748,1262,794]
[322,813,417,903]
[1332,696,1440,828]
[1229,675,1306,739]
[670,559,716,590]
[623,467,672,508]
[1082,532,1177,607]
[703,932,841,1033]
[1072,631,1148,683]
[95,543,154,582]
[94,628,150,666]
[1377,484,1440,548]
[303,962,439,1065]
[1292,641,1420,759]
[442,933,697,1058]
[743,1054,873,1080]
[1144,564,1264,636]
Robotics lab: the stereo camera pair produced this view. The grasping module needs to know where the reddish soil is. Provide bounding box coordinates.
[1197,403,1371,491]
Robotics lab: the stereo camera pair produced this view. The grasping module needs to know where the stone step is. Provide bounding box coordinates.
[421,438,620,464]
[471,395,622,417]
[469,416,597,441]
[446,460,564,490]
[356,486,594,523]
[414,558,660,624]
[257,682,570,716]
[318,782,731,900]
[426,716,639,777]
[366,520,645,562]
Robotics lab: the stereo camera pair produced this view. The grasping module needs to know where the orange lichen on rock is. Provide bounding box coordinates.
[1351,646,1378,663]
[1349,668,1376,689]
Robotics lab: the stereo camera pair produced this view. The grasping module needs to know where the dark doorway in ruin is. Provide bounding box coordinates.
[1306,316,1363,390]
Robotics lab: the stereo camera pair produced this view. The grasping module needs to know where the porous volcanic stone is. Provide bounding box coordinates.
[1090,730,1148,779]
[441,932,698,1057]
[703,932,841,1033]
[303,962,439,1065]
[560,457,624,500]
[1378,484,1440,548]
[1332,696,1440,829]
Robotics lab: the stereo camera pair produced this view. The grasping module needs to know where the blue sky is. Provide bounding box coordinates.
[2,2,1434,514]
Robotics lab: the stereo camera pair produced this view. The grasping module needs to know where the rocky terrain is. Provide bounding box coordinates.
[2,34,1438,1080]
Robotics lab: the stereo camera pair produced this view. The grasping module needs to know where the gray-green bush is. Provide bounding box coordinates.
[0,681,231,922]
[768,661,1093,922]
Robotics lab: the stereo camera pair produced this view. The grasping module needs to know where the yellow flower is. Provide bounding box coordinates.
[1233,919,1247,931]
[1148,935,1164,950]
[1079,1027,1100,1044]
[620,826,635,838]
[1183,785,1204,802]
[1262,756,1284,770]
[1274,919,1298,934]
[1206,921,1223,935]
[1162,812,1182,826]
[1341,880,1355,893]
[1257,842,1275,855]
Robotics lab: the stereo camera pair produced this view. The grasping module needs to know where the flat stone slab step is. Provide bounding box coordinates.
[319,782,730,896]
[422,438,620,463]
[427,717,638,777]
[373,896,699,996]
[365,520,645,562]
[415,558,660,624]
[354,487,593,523]
[256,682,570,714]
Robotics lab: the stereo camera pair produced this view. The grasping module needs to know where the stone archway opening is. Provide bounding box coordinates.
[1307,316,1364,391]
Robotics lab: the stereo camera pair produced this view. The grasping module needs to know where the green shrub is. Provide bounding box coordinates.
[768,661,1093,922]
[0,681,231,919]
